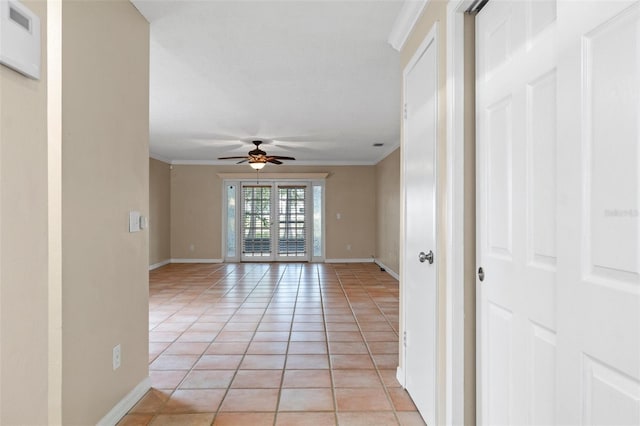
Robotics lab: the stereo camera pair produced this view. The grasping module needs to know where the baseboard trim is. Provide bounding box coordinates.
[96,377,150,426]
[149,259,171,270]
[396,366,406,388]
[324,258,375,264]
[170,258,223,264]
[374,259,400,280]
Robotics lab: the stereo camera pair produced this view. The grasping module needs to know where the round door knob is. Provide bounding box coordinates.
[419,250,434,264]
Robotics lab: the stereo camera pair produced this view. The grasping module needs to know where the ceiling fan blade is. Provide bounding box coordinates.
[218,156,249,160]
[267,159,283,165]
[236,159,249,164]
[268,156,296,161]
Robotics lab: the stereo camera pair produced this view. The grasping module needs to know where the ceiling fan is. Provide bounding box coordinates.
[217,140,295,170]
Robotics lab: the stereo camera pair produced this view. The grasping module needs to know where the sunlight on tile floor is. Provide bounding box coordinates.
[118,262,426,426]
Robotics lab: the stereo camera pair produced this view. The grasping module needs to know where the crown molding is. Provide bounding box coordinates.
[217,173,329,180]
[388,0,430,51]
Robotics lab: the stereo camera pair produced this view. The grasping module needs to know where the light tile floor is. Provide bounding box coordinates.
[118,262,426,426]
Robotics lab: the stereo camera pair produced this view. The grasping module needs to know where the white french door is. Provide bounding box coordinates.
[476,1,639,424]
[241,185,275,261]
[240,182,311,262]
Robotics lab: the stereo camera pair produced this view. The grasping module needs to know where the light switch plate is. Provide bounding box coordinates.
[0,0,41,79]
[129,211,140,232]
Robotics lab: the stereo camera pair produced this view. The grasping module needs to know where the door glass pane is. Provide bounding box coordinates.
[242,186,272,257]
[313,185,322,257]
[278,186,306,257]
[226,185,236,258]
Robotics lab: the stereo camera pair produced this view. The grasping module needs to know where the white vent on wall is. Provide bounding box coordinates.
[0,0,40,79]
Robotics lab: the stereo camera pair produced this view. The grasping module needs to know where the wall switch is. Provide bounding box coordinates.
[336,213,341,220]
[113,344,121,370]
[139,215,148,230]
[129,211,141,232]
[0,0,41,79]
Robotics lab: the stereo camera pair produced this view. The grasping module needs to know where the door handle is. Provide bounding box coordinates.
[419,250,434,264]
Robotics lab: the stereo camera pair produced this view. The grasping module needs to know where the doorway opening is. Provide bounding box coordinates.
[224,179,325,263]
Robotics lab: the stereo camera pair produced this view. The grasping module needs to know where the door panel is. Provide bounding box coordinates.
[241,185,273,261]
[556,1,640,424]
[477,1,557,424]
[478,1,640,425]
[402,26,438,426]
[276,185,309,261]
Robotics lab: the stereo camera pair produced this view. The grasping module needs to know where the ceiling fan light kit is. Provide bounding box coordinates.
[217,140,296,169]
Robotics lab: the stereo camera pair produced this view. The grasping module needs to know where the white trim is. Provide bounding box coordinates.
[324,258,375,264]
[47,1,63,421]
[446,2,473,425]
[374,259,400,281]
[149,259,171,270]
[96,377,150,426]
[217,173,329,180]
[170,258,223,264]
[388,0,430,51]
[396,366,406,387]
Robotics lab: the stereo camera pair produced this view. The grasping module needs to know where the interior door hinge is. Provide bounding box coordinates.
[403,103,408,120]
[403,331,407,348]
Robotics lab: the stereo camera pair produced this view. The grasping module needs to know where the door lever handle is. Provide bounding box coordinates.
[419,250,434,264]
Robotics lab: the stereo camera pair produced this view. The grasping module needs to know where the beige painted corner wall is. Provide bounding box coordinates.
[170,165,220,259]
[150,158,171,265]
[61,2,149,424]
[375,148,400,274]
[0,1,49,423]
[169,164,376,261]
[400,0,449,422]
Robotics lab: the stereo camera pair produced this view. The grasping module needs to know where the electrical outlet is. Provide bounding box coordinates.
[113,344,121,370]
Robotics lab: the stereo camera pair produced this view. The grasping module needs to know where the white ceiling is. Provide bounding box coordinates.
[132,0,404,165]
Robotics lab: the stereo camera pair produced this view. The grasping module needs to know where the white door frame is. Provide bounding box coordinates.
[445,1,475,425]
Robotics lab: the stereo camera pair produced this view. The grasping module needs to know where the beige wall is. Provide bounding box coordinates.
[0,1,50,423]
[169,164,376,261]
[463,13,477,425]
[150,158,171,265]
[61,1,149,424]
[375,148,400,274]
[400,0,449,421]
[170,165,221,259]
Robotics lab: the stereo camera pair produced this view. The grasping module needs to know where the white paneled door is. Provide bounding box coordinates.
[556,1,640,424]
[402,25,438,426]
[477,1,639,424]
